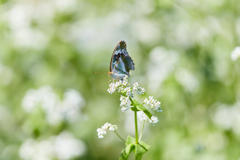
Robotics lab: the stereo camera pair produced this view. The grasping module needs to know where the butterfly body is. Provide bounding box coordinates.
[108,41,135,80]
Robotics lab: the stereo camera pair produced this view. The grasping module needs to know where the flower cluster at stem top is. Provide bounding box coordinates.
[97,122,117,138]
[107,76,162,113]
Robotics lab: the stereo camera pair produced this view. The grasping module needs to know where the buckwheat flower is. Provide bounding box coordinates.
[124,87,131,92]
[133,82,145,95]
[144,98,148,103]
[121,107,128,112]
[109,125,117,131]
[107,82,117,94]
[144,96,162,112]
[149,96,154,103]
[231,46,240,61]
[120,95,125,101]
[153,100,162,112]
[133,82,139,91]
[97,122,117,138]
[120,96,131,107]
[122,76,129,86]
[124,87,133,97]
[136,87,145,95]
[137,111,159,124]
[137,111,149,122]
[149,116,159,123]
[115,82,120,87]
[119,96,132,111]
[118,86,124,92]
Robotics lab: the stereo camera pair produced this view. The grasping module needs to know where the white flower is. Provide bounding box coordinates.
[149,116,159,123]
[121,107,128,112]
[118,86,124,92]
[119,96,132,111]
[124,87,133,97]
[137,87,145,95]
[231,47,240,61]
[19,131,86,160]
[137,111,159,124]
[21,86,84,126]
[124,87,131,92]
[54,132,86,160]
[107,82,117,94]
[133,82,139,91]
[133,82,145,95]
[144,98,148,103]
[144,96,162,112]
[107,78,130,94]
[97,122,117,138]
[137,111,149,121]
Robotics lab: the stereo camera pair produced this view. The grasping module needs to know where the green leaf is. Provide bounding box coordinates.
[119,136,136,160]
[131,99,152,119]
[138,140,150,152]
[119,136,150,160]
[134,141,150,156]
[119,147,133,160]
[126,136,135,145]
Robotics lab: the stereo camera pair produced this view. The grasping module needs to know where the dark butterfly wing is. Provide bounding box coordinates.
[110,41,135,80]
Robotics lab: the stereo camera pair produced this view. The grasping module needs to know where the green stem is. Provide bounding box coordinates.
[134,111,139,145]
[138,121,145,141]
[114,131,125,142]
[134,110,140,160]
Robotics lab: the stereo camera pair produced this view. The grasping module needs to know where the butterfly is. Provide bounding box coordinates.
[108,40,135,80]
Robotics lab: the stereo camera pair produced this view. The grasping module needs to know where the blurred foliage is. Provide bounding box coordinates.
[0,0,240,159]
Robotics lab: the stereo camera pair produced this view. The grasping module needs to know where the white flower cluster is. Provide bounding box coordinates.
[144,96,162,112]
[231,46,240,61]
[107,76,129,94]
[137,111,159,123]
[120,95,132,112]
[21,85,85,125]
[97,122,117,138]
[133,82,145,95]
[19,131,86,160]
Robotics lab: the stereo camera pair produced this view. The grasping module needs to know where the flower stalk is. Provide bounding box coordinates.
[134,110,139,145]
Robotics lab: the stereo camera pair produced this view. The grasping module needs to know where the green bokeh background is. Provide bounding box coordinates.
[0,0,240,159]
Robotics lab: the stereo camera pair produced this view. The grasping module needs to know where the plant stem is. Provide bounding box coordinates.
[114,131,125,142]
[139,121,145,141]
[134,111,138,144]
[134,110,140,160]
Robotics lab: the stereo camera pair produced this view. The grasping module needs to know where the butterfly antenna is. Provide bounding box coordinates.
[93,71,108,73]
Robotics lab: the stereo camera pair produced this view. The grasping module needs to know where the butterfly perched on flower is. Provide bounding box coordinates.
[108,41,135,80]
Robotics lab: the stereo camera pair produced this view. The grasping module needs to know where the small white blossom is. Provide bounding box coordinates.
[107,77,130,94]
[124,87,131,92]
[21,86,84,126]
[97,122,117,138]
[124,87,133,98]
[107,82,117,94]
[137,111,149,121]
[119,96,132,111]
[137,87,145,95]
[121,107,128,112]
[133,82,139,90]
[19,131,86,160]
[144,98,148,103]
[137,111,159,124]
[144,96,162,112]
[133,82,145,95]
[149,116,159,123]
[231,46,240,61]
[118,86,124,92]
[122,75,129,86]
